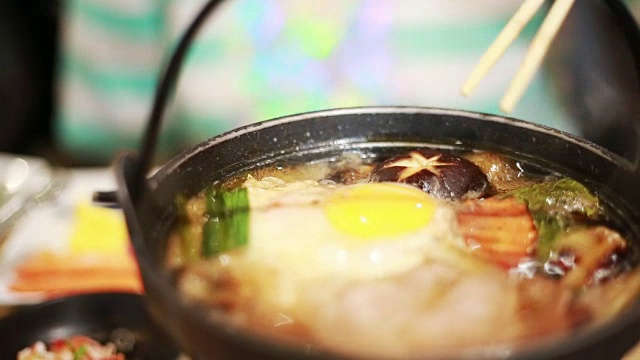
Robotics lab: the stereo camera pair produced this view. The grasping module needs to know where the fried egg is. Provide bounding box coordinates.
[240,177,467,283]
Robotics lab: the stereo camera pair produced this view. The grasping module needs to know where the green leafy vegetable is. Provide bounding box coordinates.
[201,186,250,258]
[505,178,604,260]
[507,178,603,218]
[73,344,87,360]
[531,212,567,262]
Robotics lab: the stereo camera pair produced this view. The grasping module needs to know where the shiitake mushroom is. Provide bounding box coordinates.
[369,149,492,200]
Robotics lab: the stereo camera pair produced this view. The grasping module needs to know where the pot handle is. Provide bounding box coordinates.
[132,0,225,204]
[130,0,640,203]
[95,0,640,210]
[112,1,640,358]
[113,151,146,252]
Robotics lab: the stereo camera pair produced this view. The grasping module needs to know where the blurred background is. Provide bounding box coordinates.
[1,0,640,166]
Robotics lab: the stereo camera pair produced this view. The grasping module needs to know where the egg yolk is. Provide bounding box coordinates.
[324,183,436,239]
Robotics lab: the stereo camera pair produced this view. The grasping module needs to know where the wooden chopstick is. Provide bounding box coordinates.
[500,0,576,113]
[462,0,576,114]
[462,0,546,97]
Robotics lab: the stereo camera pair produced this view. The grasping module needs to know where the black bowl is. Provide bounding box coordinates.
[112,0,640,359]
[116,107,640,360]
[0,293,181,359]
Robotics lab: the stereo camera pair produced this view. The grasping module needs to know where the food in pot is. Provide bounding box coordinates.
[166,148,640,358]
[18,335,124,360]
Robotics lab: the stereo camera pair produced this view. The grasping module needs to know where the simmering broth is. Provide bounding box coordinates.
[165,148,640,358]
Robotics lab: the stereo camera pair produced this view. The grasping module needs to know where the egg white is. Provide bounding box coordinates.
[241,177,467,283]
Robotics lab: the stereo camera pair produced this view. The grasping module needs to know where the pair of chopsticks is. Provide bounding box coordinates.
[462,0,576,113]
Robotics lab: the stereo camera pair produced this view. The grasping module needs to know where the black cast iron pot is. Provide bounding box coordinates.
[113,0,640,359]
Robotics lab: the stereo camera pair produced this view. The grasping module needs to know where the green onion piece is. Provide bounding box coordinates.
[205,185,223,214]
[224,189,250,250]
[532,213,565,261]
[202,217,226,257]
[201,187,250,258]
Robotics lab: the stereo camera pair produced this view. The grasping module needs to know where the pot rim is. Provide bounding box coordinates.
[149,106,636,190]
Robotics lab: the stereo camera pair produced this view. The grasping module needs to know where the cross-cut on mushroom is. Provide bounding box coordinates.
[370,149,492,200]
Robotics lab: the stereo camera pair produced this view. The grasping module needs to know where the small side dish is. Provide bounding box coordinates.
[18,335,124,360]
